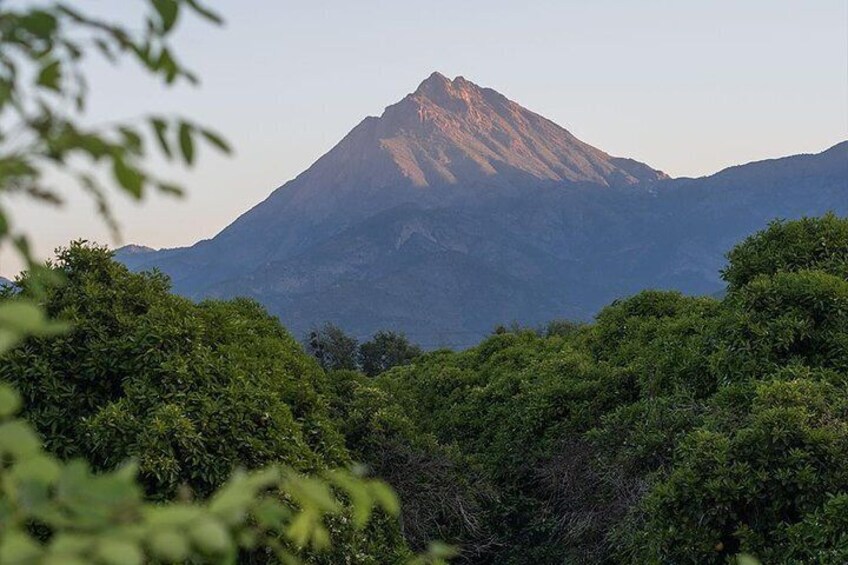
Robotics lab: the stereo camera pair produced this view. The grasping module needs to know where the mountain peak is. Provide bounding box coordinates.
[415,71,451,93]
[254,73,668,223]
[414,72,476,95]
[358,73,668,188]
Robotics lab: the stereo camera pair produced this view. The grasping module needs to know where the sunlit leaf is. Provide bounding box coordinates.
[0,384,21,417]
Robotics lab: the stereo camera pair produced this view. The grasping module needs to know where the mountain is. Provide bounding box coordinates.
[118,74,848,346]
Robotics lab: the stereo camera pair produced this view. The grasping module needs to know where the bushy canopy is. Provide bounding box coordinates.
[1,242,348,498]
[360,214,848,563]
[6,214,848,563]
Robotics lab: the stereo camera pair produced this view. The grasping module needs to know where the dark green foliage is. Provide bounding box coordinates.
[632,367,848,563]
[7,214,848,562]
[543,319,584,338]
[326,370,498,560]
[2,242,347,498]
[359,331,422,377]
[306,325,424,376]
[307,323,360,372]
[344,215,848,563]
[1,243,418,562]
[723,212,848,289]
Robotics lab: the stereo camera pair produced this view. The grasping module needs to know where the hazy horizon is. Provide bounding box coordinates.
[3,0,846,276]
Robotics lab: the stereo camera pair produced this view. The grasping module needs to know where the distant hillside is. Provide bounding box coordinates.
[118,74,848,345]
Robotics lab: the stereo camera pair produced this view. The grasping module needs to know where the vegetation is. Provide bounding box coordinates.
[0,379,401,564]
[0,2,844,564]
[306,324,422,376]
[2,242,350,497]
[5,214,847,563]
[334,214,848,563]
[0,2,423,563]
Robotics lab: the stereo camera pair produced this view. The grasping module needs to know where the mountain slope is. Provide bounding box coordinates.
[118,75,848,344]
[121,74,666,293]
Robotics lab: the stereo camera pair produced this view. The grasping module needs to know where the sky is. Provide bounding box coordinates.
[3,0,847,276]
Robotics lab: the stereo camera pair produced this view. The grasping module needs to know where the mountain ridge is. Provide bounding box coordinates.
[116,74,848,343]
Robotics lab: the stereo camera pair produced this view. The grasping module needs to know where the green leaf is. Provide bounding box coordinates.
[95,538,143,565]
[253,498,291,529]
[148,530,189,562]
[152,0,180,32]
[157,48,178,83]
[156,181,183,196]
[0,420,42,458]
[188,518,231,555]
[370,481,400,516]
[112,158,144,199]
[0,530,42,563]
[145,505,204,528]
[285,512,314,549]
[150,118,172,159]
[118,127,143,155]
[21,11,58,37]
[0,384,21,418]
[0,301,69,353]
[11,453,61,484]
[427,541,459,559]
[186,0,224,25]
[94,38,117,62]
[199,128,231,154]
[178,122,195,165]
[36,60,62,91]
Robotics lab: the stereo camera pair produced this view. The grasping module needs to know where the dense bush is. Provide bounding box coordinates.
[326,370,498,561]
[0,242,421,563]
[306,324,423,376]
[355,214,848,563]
[6,214,847,563]
[1,243,347,499]
[723,212,848,289]
[360,331,423,377]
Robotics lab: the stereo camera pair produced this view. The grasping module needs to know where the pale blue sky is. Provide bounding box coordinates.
[4,0,847,275]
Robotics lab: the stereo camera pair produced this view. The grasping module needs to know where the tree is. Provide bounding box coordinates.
[0,378,401,564]
[722,213,848,290]
[2,242,352,498]
[359,330,423,377]
[543,319,584,338]
[306,323,359,372]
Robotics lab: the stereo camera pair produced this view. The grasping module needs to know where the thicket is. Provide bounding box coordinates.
[306,324,422,377]
[1,242,419,563]
[7,214,846,563]
[340,213,848,564]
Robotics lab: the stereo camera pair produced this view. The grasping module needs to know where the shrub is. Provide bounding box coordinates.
[1,243,347,498]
